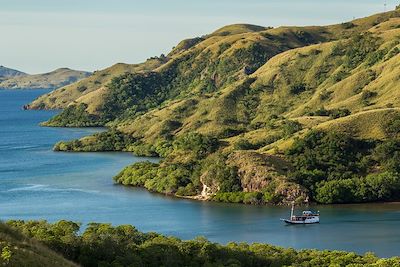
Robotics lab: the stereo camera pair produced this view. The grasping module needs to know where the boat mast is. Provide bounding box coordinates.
[290,202,294,219]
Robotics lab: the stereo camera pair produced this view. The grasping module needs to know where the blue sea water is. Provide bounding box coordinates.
[1,89,400,257]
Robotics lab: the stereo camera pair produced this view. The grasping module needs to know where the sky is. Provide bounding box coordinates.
[1,0,399,74]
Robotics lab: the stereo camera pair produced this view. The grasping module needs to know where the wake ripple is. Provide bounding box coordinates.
[6,184,99,194]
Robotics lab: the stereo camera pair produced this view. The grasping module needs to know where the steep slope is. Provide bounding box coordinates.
[0,68,90,90]
[0,66,26,79]
[115,14,400,143]
[0,222,77,267]
[27,59,165,110]
[38,9,400,205]
[28,21,348,114]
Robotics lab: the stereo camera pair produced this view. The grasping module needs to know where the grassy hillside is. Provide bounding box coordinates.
[3,220,400,267]
[0,68,90,90]
[33,9,400,205]
[27,59,165,110]
[0,222,77,267]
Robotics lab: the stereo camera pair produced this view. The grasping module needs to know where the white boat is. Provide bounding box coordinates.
[280,203,319,224]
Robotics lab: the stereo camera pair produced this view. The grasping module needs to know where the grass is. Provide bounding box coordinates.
[0,222,77,267]
[317,108,400,140]
[27,59,165,110]
[25,8,400,205]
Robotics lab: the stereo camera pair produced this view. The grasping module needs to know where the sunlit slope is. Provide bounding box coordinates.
[27,19,353,113]
[35,9,400,145]
[27,59,165,110]
[114,14,400,144]
[32,10,400,130]
[0,223,77,267]
[43,9,400,205]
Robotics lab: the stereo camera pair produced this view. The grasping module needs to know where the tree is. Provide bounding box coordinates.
[1,245,12,264]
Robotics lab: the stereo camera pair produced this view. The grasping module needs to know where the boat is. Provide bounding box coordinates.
[280,202,319,224]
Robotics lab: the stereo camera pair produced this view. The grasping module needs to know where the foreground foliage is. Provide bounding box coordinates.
[4,220,400,267]
[0,222,77,267]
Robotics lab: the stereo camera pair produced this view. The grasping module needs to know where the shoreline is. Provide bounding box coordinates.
[31,111,400,208]
[114,182,400,207]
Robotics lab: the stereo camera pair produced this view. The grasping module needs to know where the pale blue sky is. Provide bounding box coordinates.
[1,0,398,73]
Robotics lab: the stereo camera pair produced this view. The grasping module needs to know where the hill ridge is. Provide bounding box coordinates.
[28,8,400,205]
[0,67,91,90]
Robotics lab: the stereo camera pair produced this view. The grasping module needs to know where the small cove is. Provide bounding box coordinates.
[1,89,400,257]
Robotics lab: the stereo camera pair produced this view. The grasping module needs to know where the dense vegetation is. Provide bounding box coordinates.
[287,131,400,204]
[114,133,225,196]
[0,222,77,267]
[4,220,400,267]
[101,72,170,122]
[43,103,102,127]
[54,129,147,153]
[29,9,400,205]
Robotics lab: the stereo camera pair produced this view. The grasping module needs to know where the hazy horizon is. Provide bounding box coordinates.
[1,0,398,74]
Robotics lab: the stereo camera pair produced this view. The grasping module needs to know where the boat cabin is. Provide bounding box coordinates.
[281,203,320,224]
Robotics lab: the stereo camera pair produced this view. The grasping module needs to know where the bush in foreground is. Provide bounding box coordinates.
[4,220,400,267]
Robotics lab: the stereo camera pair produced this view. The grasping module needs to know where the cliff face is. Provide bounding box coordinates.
[228,152,288,192]
[227,151,308,203]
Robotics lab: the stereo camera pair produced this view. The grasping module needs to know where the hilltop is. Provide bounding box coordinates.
[28,9,400,205]
[0,67,91,90]
[26,60,165,110]
[0,66,26,78]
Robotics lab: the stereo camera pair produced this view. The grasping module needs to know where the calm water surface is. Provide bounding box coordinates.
[1,89,400,257]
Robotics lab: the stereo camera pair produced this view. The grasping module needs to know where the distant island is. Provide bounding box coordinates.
[26,8,400,205]
[0,66,91,90]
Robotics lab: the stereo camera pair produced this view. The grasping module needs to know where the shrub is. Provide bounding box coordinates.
[234,138,256,150]
[76,85,87,92]
[361,90,377,105]
[282,120,302,137]
[289,83,308,94]
[383,115,400,138]
[173,132,219,158]
[344,33,381,69]
[309,107,350,118]
[341,22,355,29]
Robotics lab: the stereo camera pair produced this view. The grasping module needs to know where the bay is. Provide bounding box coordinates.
[1,89,400,257]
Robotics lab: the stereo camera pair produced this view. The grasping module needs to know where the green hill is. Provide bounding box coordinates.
[29,9,400,205]
[0,68,90,90]
[26,60,165,110]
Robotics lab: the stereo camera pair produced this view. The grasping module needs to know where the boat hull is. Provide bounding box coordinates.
[281,218,320,224]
